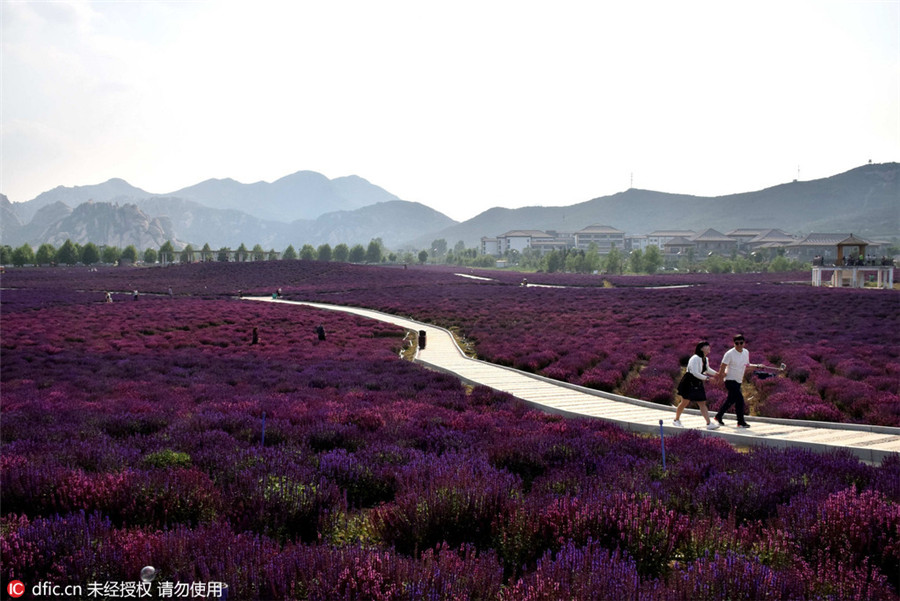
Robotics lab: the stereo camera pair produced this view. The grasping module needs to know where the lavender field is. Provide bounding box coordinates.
[1,262,899,600]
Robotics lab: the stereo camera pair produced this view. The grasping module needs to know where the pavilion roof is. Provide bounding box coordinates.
[837,234,870,246]
[500,230,553,238]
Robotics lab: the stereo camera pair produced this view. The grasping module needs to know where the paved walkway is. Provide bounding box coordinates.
[249,297,900,463]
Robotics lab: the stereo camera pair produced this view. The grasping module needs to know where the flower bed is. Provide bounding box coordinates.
[2,266,899,599]
[4,262,898,426]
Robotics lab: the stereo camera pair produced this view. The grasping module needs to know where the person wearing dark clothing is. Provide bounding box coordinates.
[673,341,720,430]
[714,334,759,428]
[251,327,259,345]
[316,325,326,341]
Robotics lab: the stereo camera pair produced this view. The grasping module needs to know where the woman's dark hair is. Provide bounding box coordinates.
[694,341,710,372]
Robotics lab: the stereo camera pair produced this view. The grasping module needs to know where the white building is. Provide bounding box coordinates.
[646,230,697,250]
[574,224,625,254]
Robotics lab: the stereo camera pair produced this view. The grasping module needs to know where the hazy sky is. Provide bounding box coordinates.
[2,1,898,221]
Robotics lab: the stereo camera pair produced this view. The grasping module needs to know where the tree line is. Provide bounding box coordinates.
[1,238,440,268]
[1,237,810,274]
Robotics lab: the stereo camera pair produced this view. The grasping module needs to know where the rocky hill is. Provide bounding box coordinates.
[418,163,900,247]
[3,163,897,251]
[36,201,177,249]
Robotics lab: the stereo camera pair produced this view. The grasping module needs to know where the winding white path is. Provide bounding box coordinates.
[249,297,900,463]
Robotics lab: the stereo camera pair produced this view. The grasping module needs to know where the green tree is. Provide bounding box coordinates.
[475,254,496,267]
[519,247,543,271]
[120,245,138,264]
[11,243,34,267]
[584,243,601,274]
[235,243,248,262]
[643,245,663,274]
[268,249,278,261]
[731,256,753,273]
[348,244,366,263]
[159,240,176,265]
[143,248,158,264]
[0,245,12,265]
[35,243,56,266]
[299,244,317,261]
[317,244,332,262]
[418,250,429,264]
[545,250,564,273]
[333,243,350,262]
[628,249,644,274]
[366,239,383,263]
[431,239,447,261]
[565,250,585,273]
[705,254,730,274]
[282,245,297,260]
[102,246,121,264]
[81,242,100,266]
[217,247,230,262]
[201,243,213,262]
[604,246,623,275]
[769,255,791,272]
[251,244,265,261]
[180,244,194,264]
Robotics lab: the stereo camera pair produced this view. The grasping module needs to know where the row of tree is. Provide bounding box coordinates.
[1,240,145,267]
[504,245,666,274]
[1,237,810,274]
[0,239,419,267]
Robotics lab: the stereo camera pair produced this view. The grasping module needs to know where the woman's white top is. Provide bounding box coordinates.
[687,354,717,380]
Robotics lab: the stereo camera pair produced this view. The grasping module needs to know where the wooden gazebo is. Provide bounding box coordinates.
[811,233,894,289]
[835,234,868,265]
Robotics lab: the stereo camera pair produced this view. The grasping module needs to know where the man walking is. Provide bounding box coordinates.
[715,334,754,429]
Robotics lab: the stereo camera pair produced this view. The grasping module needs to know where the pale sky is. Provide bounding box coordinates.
[2,0,898,222]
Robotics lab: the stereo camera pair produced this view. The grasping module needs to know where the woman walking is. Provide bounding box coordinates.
[673,341,720,430]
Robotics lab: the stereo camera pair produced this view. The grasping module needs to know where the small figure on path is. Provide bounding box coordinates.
[315,325,326,342]
[105,291,112,303]
[714,334,754,428]
[168,287,174,298]
[673,341,720,429]
[251,327,259,345]
[133,290,139,301]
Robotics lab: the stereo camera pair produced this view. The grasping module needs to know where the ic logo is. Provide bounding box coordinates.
[7,580,25,598]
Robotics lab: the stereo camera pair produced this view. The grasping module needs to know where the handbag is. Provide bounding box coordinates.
[677,371,702,398]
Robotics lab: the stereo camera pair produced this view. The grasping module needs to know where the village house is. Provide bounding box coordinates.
[646,230,697,250]
[691,229,739,256]
[625,234,649,252]
[662,229,738,260]
[785,233,886,263]
[480,237,500,256]
[478,224,887,264]
[726,228,795,252]
[662,236,696,258]
[483,230,554,256]
[574,225,626,253]
[530,230,576,255]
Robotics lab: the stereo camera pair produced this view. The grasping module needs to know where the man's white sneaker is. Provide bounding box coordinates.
[672,420,683,427]
[706,422,720,430]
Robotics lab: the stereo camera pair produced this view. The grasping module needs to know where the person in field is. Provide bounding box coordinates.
[715,334,753,428]
[673,341,720,430]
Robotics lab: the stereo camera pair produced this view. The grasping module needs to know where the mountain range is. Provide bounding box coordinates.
[2,163,898,251]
